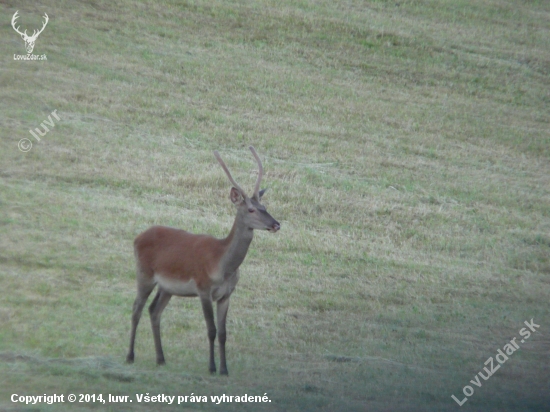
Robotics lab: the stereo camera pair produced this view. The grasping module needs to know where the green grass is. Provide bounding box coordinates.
[1,0,549,411]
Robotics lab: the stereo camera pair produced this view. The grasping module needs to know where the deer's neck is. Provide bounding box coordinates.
[220,213,254,274]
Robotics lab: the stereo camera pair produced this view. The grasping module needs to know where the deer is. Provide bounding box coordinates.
[11,11,49,54]
[126,146,280,375]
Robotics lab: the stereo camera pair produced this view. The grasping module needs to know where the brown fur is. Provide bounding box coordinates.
[134,226,229,290]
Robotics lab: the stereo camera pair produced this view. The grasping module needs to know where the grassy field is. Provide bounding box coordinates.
[1,0,549,410]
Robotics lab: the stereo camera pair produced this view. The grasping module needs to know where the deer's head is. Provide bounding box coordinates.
[12,11,49,54]
[214,147,280,233]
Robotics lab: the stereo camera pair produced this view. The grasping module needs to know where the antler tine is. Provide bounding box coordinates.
[11,11,26,36]
[35,13,49,37]
[248,146,263,200]
[214,151,246,196]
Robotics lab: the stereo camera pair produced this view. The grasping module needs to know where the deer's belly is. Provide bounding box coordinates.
[153,271,239,300]
[154,274,198,297]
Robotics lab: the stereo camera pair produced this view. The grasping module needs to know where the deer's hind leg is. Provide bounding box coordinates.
[127,271,156,363]
[148,288,173,365]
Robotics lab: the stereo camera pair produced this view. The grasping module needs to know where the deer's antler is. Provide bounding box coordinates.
[249,146,263,200]
[214,147,264,201]
[11,11,27,38]
[11,11,48,41]
[214,151,247,197]
[32,13,49,40]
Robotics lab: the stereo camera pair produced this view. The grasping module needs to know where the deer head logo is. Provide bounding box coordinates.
[11,11,49,54]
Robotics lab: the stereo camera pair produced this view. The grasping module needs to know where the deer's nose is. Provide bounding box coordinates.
[271,222,280,232]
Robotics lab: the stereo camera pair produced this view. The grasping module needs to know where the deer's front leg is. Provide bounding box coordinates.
[200,293,216,374]
[217,296,231,375]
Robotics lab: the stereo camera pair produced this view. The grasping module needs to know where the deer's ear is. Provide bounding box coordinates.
[230,187,244,205]
[258,188,268,200]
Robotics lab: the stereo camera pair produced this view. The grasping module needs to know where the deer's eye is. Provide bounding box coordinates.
[248,208,255,213]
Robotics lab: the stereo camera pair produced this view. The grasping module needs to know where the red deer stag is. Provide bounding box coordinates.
[126,146,280,375]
